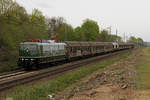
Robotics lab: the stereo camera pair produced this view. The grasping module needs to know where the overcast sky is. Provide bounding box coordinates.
[16,0,150,41]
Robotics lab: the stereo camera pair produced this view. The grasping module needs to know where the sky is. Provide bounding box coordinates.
[16,0,150,42]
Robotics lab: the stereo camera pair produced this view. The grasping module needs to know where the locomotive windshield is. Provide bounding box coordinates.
[20,44,36,51]
[19,43,38,57]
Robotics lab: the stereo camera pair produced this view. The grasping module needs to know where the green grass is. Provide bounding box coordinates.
[5,52,130,100]
[136,48,150,90]
[136,63,150,90]
[147,48,150,53]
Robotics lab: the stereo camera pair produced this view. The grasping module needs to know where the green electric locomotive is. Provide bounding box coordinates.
[18,40,66,69]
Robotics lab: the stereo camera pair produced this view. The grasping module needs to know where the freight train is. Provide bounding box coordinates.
[18,39,134,69]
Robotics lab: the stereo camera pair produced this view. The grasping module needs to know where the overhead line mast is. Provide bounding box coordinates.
[116,29,118,42]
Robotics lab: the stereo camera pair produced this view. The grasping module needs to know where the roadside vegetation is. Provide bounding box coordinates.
[5,52,131,100]
[136,48,150,90]
[0,0,145,72]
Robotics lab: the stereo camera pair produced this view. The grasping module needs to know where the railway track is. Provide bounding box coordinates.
[0,68,24,76]
[0,49,132,92]
[0,71,26,80]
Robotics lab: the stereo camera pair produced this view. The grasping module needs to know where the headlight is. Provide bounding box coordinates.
[31,59,34,61]
[22,58,24,61]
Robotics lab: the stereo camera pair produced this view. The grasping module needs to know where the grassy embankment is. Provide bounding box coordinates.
[4,51,131,100]
[136,47,150,90]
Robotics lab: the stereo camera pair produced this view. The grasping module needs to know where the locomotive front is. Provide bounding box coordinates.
[18,42,40,68]
[18,40,67,69]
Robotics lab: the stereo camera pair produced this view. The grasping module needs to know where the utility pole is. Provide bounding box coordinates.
[109,26,112,34]
[126,35,129,43]
[107,26,112,41]
[65,24,67,41]
[107,26,112,34]
[116,29,118,42]
[124,33,126,42]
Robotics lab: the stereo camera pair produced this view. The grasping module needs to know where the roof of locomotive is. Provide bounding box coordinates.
[20,42,66,46]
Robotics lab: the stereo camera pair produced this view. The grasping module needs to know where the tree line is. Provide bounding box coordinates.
[0,0,126,50]
[0,0,144,72]
[47,17,122,42]
[128,36,145,48]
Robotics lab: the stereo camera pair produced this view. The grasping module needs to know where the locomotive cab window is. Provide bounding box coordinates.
[20,44,37,51]
[19,43,38,57]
